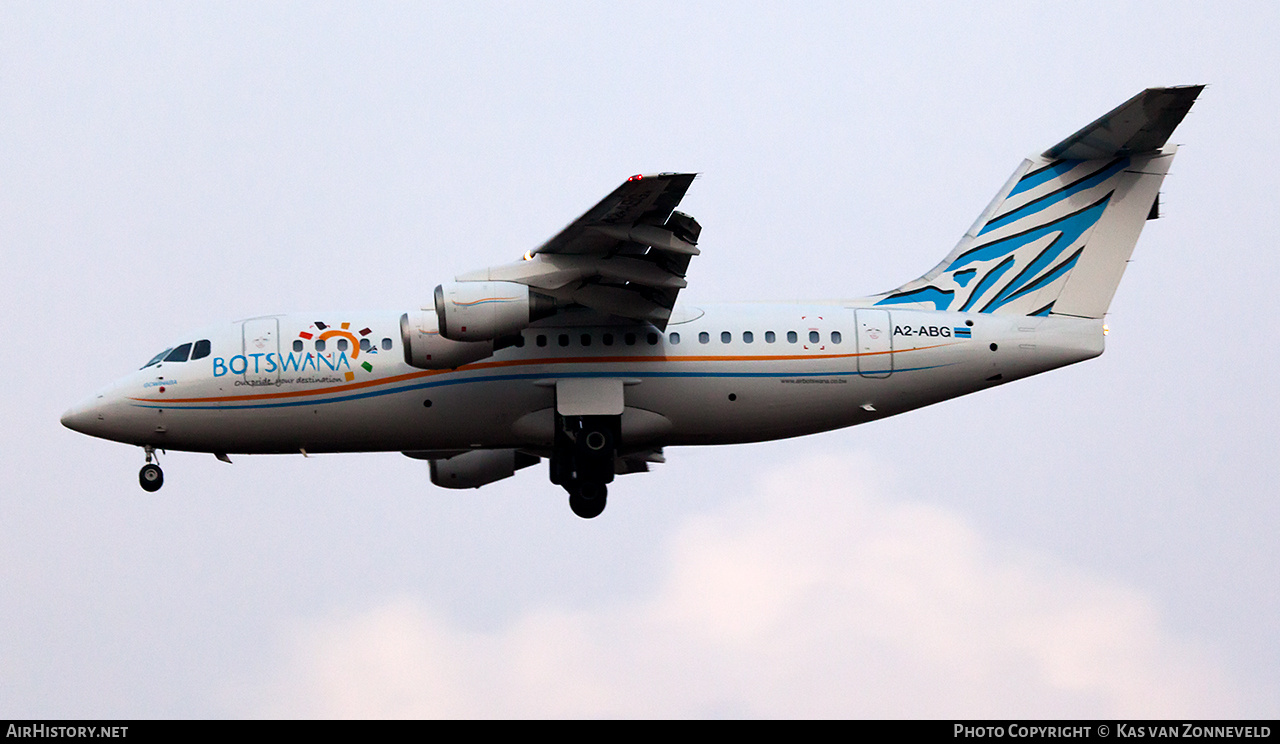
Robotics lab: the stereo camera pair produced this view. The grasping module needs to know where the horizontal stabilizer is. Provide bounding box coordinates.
[1044,85,1204,160]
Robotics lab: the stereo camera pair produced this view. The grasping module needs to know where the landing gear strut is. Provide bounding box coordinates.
[551,414,618,519]
[139,445,164,492]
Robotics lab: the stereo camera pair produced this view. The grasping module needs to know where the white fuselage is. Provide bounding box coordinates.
[62,303,1105,456]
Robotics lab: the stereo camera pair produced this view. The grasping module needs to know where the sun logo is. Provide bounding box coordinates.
[297,321,376,382]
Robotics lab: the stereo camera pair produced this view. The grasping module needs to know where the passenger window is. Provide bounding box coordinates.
[721,331,731,344]
[337,338,349,352]
[360,338,370,352]
[537,334,548,347]
[625,333,637,345]
[669,332,680,344]
[558,334,569,347]
[809,331,820,343]
[294,340,305,352]
[141,348,173,369]
[315,339,326,352]
[831,331,842,344]
[381,338,392,350]
[743,331,754,343]
[580,333,591,346]
[699,332,710,344]
[765,331,776,343]
[787,331,798,343]
[647,333,659,345]
[192,339,211,360]
[164,343,192,363]
[514,335,525,348]
[602,333,614,346]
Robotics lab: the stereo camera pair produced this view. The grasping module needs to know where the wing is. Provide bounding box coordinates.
[456,173,701,329]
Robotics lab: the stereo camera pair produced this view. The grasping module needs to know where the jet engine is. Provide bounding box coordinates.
[434,281,556,342]
[429,449,540,489]
[400,311,495,370]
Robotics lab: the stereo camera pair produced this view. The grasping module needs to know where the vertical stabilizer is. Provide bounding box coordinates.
[866,86,1202,319]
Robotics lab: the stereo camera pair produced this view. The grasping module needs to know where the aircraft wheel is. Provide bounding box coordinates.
[568,483,607,519]
[139,464,164,492]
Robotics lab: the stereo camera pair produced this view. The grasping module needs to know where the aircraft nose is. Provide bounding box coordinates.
[61,394,106,435]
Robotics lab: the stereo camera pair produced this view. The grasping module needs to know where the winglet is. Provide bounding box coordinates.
[1044,85,1204,160]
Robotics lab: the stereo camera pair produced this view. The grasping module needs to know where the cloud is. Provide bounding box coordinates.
[243,453,1249,718]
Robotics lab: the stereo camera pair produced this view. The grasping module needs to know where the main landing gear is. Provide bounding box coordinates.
[139,445,164,492]
[568,482,607,519]
[551,414,619,519]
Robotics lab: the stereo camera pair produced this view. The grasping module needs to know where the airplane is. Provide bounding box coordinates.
[61,86,1203,518]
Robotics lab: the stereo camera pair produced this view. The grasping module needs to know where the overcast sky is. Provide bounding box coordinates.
[3,1,1278,718]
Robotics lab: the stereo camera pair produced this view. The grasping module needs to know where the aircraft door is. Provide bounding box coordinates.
[855,309,892,378]
[241,316,281,385]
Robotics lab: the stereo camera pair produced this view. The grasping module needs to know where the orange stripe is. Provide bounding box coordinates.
[452,297,520,306]
[129,343,955,404]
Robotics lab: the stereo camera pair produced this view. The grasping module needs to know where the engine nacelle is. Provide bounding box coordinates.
[434,281,555,342]
[429,449,540,489]
[400,311,495,370]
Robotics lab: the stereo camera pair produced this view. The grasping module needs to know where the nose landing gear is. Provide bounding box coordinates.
[139,445,164,492]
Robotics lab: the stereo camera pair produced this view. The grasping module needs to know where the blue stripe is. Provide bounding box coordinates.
[1007,160,1080,198]
[130,364,957,411]
[985,250,1082,312]
[958,257,1015,312]
[977,200,1105,312]
[979,158,1128,235]
[874,287,955,311]
[948,195,1110,275]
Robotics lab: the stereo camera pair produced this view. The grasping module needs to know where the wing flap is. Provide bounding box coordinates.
[533,173,698,256]
[588,224,700,255]
[458,254,688,291]
[568,284,672,322]
[615,448,665,475]
[459,172,700,329]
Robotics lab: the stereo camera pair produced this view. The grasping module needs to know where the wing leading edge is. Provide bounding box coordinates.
[457,173,701,329]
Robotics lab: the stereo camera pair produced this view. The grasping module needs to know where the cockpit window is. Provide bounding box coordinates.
[140,339,209,368]
[142,348,173,369]
[164,343,193,363]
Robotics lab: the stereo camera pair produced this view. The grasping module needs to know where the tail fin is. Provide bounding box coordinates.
[869,86,1203,318]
